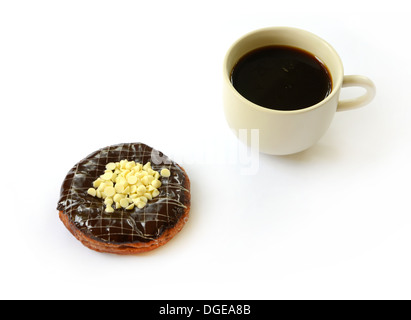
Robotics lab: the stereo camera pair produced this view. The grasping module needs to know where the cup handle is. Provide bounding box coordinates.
[337,75,376,112]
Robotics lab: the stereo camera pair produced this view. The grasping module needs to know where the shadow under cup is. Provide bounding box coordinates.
[223,27,345,155]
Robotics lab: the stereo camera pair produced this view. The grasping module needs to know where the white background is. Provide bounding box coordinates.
[1,0,410,300]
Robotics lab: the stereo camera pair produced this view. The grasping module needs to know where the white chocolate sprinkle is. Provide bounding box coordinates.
[87,188,97,197]
[136,201,146,209]
[160,168,171,178]
[104,186,116,198]
[105,206,114,213]
[106,162,116,171]
[151,179,161,189]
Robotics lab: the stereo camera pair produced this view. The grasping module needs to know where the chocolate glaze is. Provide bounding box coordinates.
[57,143,190,244]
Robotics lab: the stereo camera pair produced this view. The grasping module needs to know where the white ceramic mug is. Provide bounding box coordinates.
[223,27,376,155]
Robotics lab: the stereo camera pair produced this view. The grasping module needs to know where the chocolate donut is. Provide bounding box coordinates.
[57,143,190,254]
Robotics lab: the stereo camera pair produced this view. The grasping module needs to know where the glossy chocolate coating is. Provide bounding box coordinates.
[57,143,190,244]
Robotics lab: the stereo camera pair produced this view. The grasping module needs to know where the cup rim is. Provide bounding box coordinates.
[223,26,344,114]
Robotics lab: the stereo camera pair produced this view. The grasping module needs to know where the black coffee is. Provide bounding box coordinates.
[231,45,332,111]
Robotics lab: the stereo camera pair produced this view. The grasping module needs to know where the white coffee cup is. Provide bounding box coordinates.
[223,27,376,155]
